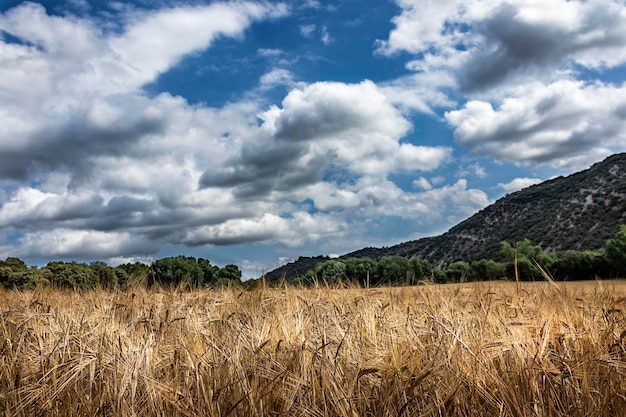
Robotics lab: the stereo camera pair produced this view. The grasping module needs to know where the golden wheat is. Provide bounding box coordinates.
[1,280,626,416]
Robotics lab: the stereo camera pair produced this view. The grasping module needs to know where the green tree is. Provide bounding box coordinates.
[446,261,470,283]
[152,256,205,287]
[314,260,347,284]
[0,258,52,289]
[551,250,609,280]
[116,262,149,279]
[344,258,377,286]
[469,259,506,281]
[199,258,220,284]
[44,262,99,289]
[2,257,27,270]
[377,256,411,285]
[215,264,242,287]
[90,261,130,288]
[410,258,447,283]
[606,225,626,274]
[501,239,555,280]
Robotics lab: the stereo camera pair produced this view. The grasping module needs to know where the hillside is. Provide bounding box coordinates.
[265,153,626,281]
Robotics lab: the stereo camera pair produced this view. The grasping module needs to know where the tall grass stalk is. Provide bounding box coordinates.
[1,281,626,416]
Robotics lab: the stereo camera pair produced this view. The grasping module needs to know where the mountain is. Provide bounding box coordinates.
[264,153,626,282]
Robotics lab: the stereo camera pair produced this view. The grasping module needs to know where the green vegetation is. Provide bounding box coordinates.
[266,153,626,282]
[298,225,626,286]
[606,224,626,273]
[1,225,625,290]
[0,256,242,290]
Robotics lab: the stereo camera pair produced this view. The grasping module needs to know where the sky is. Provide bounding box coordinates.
[1,0,625,279]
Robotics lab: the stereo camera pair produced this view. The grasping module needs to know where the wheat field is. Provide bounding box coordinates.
[1,280,626,416]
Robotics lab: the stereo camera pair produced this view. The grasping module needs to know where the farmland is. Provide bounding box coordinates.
[2,280,626,416]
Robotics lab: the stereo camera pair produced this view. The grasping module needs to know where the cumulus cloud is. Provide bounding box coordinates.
[459,1,626,91]
[375,0,626,167]
[183,212,348,247]
[498,178,543,194]
[413,177,432,191]
[0,2,482,264]
[445,80,626,167]
[377,0,626,90]
[0,2,286,182]
[299,23,315,38]
[0,229,158,259]
[201,80,452,197]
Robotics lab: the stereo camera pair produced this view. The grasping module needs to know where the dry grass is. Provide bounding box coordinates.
[2,280,626,416]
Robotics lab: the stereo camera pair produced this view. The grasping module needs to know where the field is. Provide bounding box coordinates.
[2,280,626,416]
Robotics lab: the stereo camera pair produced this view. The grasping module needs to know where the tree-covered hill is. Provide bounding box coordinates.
[265,153,626,282]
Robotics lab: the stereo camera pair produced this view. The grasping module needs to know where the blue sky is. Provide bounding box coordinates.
[1,0,625,278]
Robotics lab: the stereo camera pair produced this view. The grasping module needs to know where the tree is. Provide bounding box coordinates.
[215,264,242,287]
[410,258,446,283]
[344,258,377,286]
[90,261,129,288]
[44,262,99,289]
[151,256,205,287]
[501,239,555,280]
[199,258,220,284]
[446,261,470,283]
[0,258,52,289]
[551,250,609,280]
[377,256,411,285]
[2,257,27,270]
[469,259,506,281]
[314,260,347,284]
[116,262,150,279]
[606,225,626,274]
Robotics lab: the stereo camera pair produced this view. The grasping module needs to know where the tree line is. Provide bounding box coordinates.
[296,225,626,286]
[0,255,242,290]
[1,225,625,290]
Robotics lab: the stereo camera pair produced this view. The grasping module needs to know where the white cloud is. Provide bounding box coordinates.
[299,23,315,38]
[373,0,626,130]
[183,212,348,247]
[0,3,470,263]
[257,48,284,57]
[0,229,157,259]
[259,68,295,89]
[418,179,490,217]
[108,2,288,89]
[263,80,452,176]
[445,80,626,167]
[377,0,626,87]
[380,72,457,114]
[0,2,288,102]
[321,26,331,44]
[457,163,487,179]
[413,177,432,190]
[5,0,619,268]
[498,177,543,194]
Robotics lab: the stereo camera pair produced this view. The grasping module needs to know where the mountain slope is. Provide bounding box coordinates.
[265,153,626,281]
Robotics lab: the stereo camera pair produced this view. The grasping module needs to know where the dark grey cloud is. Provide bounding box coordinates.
[199,137,329,199]
[0,109,164,183]
[274,99,370,141]
[459,2,626,92]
